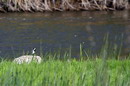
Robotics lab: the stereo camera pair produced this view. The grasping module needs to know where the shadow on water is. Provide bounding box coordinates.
[0,11,130,58]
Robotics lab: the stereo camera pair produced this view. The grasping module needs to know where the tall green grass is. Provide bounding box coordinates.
[0,37,129,86]
[0,59,130,86]
[0,48,130,86]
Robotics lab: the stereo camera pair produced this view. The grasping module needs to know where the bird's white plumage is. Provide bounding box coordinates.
[32,48,36,55]
[13,55,42,64]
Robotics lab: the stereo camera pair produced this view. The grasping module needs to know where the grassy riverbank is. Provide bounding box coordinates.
[0,59,130,86]
[0,37,129,85]
[0,0,129,12]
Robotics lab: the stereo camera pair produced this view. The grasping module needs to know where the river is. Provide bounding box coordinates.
[0,11,130,58]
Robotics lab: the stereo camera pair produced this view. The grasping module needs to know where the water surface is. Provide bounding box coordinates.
[0,11,130,58]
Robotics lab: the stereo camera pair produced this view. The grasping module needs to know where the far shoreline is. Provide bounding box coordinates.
[0,0,130,13]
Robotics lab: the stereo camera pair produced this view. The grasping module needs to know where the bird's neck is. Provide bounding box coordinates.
[32,54,35,58]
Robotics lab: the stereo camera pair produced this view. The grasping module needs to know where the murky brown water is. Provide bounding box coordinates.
[0,11,130,58]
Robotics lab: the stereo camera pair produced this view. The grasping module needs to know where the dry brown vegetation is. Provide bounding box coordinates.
[0,0,129,12]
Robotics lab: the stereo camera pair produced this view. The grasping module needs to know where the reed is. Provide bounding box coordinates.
[0,0,129,12]
[0,39,129,85]
[0,58,130,86]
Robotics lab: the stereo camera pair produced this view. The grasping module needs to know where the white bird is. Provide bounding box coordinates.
[13,48,42,64]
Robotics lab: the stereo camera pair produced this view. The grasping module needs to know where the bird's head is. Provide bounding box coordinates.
[32,48,36,55]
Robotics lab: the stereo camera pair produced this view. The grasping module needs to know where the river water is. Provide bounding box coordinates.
[0,11,130,58]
